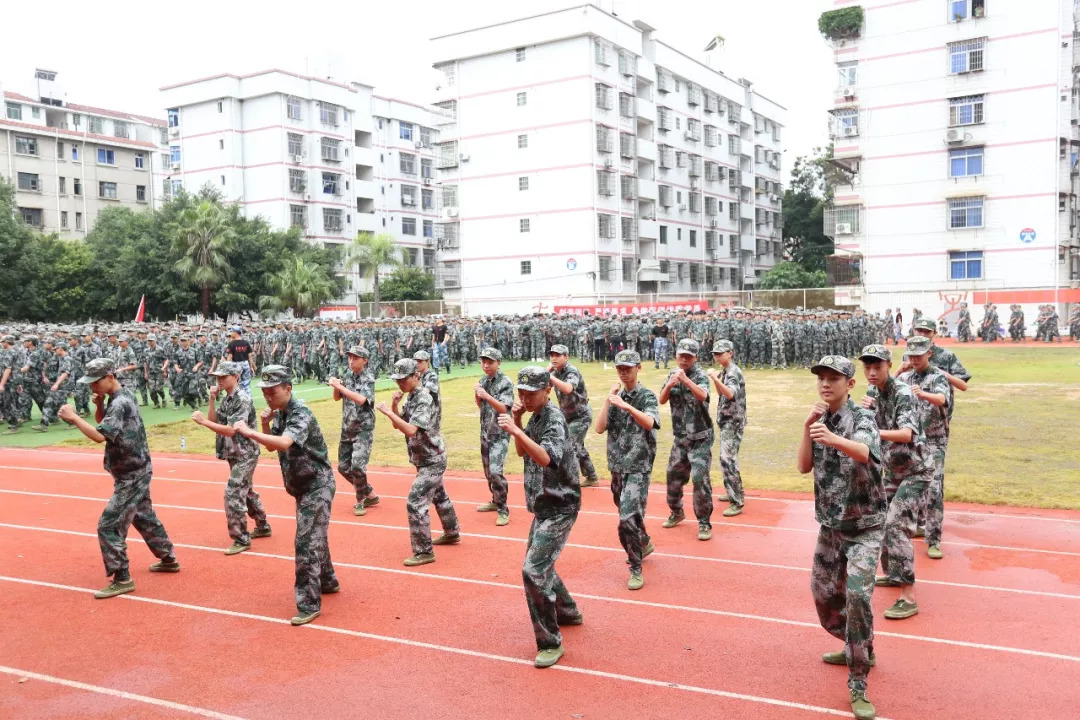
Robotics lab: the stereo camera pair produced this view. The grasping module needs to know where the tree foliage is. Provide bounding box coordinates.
[818,7,864,40]
[172,199,236,317]
[379,265,441,301]
[345,231,402,306]
[782,146,837,275]
[259,258,337,318]
[755,262,829,290]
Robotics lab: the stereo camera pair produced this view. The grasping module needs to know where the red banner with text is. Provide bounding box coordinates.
[553,301,709,317]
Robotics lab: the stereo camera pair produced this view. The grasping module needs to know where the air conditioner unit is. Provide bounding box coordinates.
[415,141,426,149]
[459,153,470,162]
[604,158,614,168]
[945,128,965,144]
[403,197,415,206]
[684,131,695,142]
[678,203,687,211]
[170,162,180,170]
[835,222,853,235]
[441,207,459,220]
[842,87,856,98]
[709,219,718,227]
[290,154,303,163]
[423,177,432,185]
[169,127,179,137]
[769,194,780,203]
[842,126,858,137]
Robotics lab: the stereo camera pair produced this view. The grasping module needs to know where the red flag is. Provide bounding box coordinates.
[134,295,146,323]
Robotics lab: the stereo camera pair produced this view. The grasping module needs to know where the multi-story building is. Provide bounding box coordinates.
[821,0,1080,322]
[429,4,786,315]
[1,70,167,237]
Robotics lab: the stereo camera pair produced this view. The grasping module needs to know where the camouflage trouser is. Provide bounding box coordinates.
[610,472,651,572]
[811,524,884,694]
[665,435,714,529]
[652,337,670,368]
[880,475,931,585]
[1,386,18,427]
[225,457,268,545]
[18,380,47,422]
[717,421,745,507]
[75,380,92,413]
[137,372,149,404]
[749,339,766,368]
[147,371,166,407]
[567,414,598,483]
[98,471,175,580]
[169,371,182,406]
[406,460,460,556]
[919,440,948,547]
[337,433,374,503]
[481,433,510,514]
[119,376,138,396]
[523,512,580,651]
[179,375,200,409]
[294,482,337,614]
[40,388,70,427]
[530,333,546,359]
[770,338,787,368]
[287,353,305,382]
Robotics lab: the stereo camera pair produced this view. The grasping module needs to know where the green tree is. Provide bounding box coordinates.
[756,261,828,290]
[0,181,47,320]
[782,147,837,274]
[172,199,236,318]
[258,257,336,318]
[345,231,402,306]
[379,266,441,301]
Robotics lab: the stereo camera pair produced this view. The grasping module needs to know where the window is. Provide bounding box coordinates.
[72,146,79,161]
[619,92,634,118]
[89,117,104,134]
[97,148,116,165]
[219,139,225,150]
[598,256,612,281]
[400,152,416,174]
[658,107,671,131]
[620,132,635,158]
[5,102,22,120]
[420,126,432,146]
[949,250,983,279]
[170,146,181,164]
[519,176,529,191]
[595,83,613,110]
[594,38,610,66]
[113,121,129,139]
[622,258,633,282]
[60,211,69,229]
[949,38,985,73]
[948,196,984,228]
[320,103,339,127]
[949,94,985,126]
[401,217,416,235]
[520,218,531,233]
[520,260,532,275]
[168,108,179,127]
[421,158,433,178]
[675,117,681,130]
[288,133,304,157]
[59,177,66,194]
[17,172,40,191]
[19,207,43,227]
[621,215,635,240]
[401,185,418,206]
[517,134,528,149]
[322,172,341,195]
[171,178,183,196]
[73,178,82,196]
[704,125,717,147]
[620,175,636,199]
[837,61,858,88]
[75,212,84,230]
[949,147,984,177]
[689,230,697,247]
[324,208,344,232]
[677,228,682,240]
[321,137,341,162]
[659,225,668,244]
[658,184,672,206]
[289,169,306,193]
[56,141,65,159]
[99,181,118,199]
[290,205,307,228]
[596,125,613,153]
[160,128,168,145]
[597,170,614,196]
[217,101,223,114]
[136,185,147,202]
[287,97,302,120]
[598,213,615,238]
[15,136,38,156]
[517,92,527,106]
[832,108,859,137]
[423,219,434,238]
[422,188,434,209]
[399,121,414,141]
[405,247,419,266]
[220,174,226,186]
[949,0,986,21]
[516,47,526,62]
[135,153,145,169]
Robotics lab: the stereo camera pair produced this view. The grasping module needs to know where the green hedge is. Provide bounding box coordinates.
[818,7,864,41]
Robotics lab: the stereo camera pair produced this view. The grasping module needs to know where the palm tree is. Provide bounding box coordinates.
[172,200,235,318]
[259,257,335,318]
[344,231,402,307]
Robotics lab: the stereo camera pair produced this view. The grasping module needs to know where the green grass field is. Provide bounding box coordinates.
[32,347,1080,510]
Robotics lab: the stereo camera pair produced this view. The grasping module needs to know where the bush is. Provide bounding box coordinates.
[818,7,864,41]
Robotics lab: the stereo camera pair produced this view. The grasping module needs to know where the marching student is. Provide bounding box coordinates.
[328,346,379,516]
[548,343,600,487]
[706,340,747,517]
[474,347,515,526]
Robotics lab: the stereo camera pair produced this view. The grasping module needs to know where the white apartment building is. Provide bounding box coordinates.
[1,70,168,237]
[429,4,786,316]
[823,0,1080,322]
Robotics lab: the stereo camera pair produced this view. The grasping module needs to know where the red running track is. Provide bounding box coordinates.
[1,446,1077,720]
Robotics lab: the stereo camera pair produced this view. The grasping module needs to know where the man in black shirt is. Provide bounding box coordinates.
[431,318,450,375]
[651,318,671,370]
[226,327,255,392]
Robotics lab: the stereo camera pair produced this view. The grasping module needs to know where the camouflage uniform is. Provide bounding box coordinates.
[479,363,515,514]
[0,340,17,428]
[521,394,582,652]
[146,342,169,408]
[769,318,787,369]
[39,353,73,428]
[214,382,268,546]
[337,365,377,504]
[114,343,139,394]
[173,343,201,409]
[810,393,886,695]
[93,382,176,582]
[270,392,338,615]
[551,356,599,484]
[663,346,714,530]
[74,339,98,414]
[18,341,47,422]
[400,382,459,556]
[605,365,660,572]
[714,356,747,508]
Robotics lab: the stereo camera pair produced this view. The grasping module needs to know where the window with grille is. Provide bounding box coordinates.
[15,136,38,155]
[659,259,670,274]
[949,38,985,73]
[441,186,458,207]
[287,97,302,120]
[689,192,701,213]
[619,92,634,117]
[519,176,529,191]
[598,213,615,238]
[521,260,532,275]
[595,83,613,110]
[658,107,671,131]
[728,135,740,154]
[89,117,104,134]
[288,133,304,157]
[289,169,306,193]
[689,155,701,177]
[705,162,718,182]
[595,39,611,66]
[659,185,673,207]
[949,250,983,279]
[948,196,984,228]
[596,125,613,153]
[520,218,531,232]
[622,257,633,282]
[949,95,984,126]
[321,138,341,162]
[322,172,342,195]
[597,170,614,196]
[401,216,416,235]
[323,208,343,231]
[400,152,416,174]
[949,147,984,177]
[704,125,717,147]
[620,132,635,158]
[705,197,718,216]
[621,216,636,240]
[620,175,636,199]
[832,108,859,136]
[517,92,527,106]
[401,185,418,206]
[657,68,673,93]
[687,118,701,142]
[658,144,673,169]
[598,255,613,280]
[320,103,339,127]
[729,202,738,220]
[689,263,700,284]
[517,134,528,149]
[676,151,686,169]
[618,51,636,76]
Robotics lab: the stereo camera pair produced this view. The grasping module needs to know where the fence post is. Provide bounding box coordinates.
[803,289,807,308]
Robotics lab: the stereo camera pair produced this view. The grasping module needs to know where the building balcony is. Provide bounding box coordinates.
[636,178,658,200]
[636,56,655,81]
[635,137,656,161]
[355,213,378,234]
[635,96,655,122]
[638,218,659,239]
[638,259,669,283]
[435,262,462,289]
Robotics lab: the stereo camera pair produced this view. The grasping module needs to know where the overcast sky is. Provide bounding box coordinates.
[2,0,834,171]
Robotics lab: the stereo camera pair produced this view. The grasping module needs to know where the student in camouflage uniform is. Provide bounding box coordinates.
[0,335,18,431]
[235,365,338,626]
[769,312,787,369]
[595,350,659,590]
[955,303,973,342]
[796,355,885,720]
[651,316,672,369]
[17,335,48,424]
[171,335,201,410]
[859,344,933,622]
[659,339,715,540]
[707,340,747,517]
[33,341,74,432]
[377,358,461,566]
[475,348,515,525]
[547,344,599,488]
[113,334,139,395]
[145,334,169,409]
[58,358,179,600]
[414,350,442,430]
[1008,305,1026,342]
[496,366,582,669]
[191,361,271,554]
[329,346,379,516]
[74,332,100,415]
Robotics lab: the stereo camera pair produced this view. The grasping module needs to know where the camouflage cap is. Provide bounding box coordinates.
[614,349,642,367]
[676,338,699,356]
[1,335,14,344]
[515,365,551,391]
[904,335,933,357]
[810,355,856,379]
[389,358,419,380]
[179,334,192,341]
[118,334,130,342]
[346,345,369,358]
[24,335,40,344]
[412,350,431,361]
[711,340,734,354]
[210,361,243,377]
[912,317,936,332]
[479,347,502,361]
[859,344,892,362]
[257,365,293,388]
[548,344,570,356]
[78,358,116,384]
[146,333,158,341]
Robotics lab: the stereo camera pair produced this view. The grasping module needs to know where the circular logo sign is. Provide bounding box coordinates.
[1019,228,1036,244]
[567,258,577,271]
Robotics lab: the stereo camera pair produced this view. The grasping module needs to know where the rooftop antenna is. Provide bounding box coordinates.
[704,35,725,70]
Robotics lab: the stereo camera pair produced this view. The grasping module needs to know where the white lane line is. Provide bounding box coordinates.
[4,522,1078,666]
[2,489,1078,602]
[4,465,1078,559]
[0,574,887,719]
[6,449,1079,526]
[0,663,248,720]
